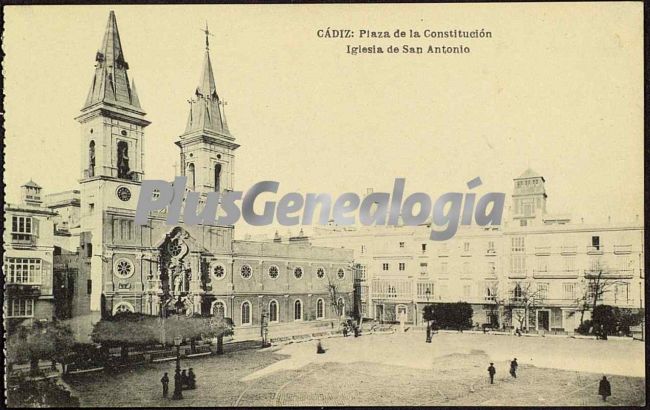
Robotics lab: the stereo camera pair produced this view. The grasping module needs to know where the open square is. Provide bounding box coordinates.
[62,332,645,407]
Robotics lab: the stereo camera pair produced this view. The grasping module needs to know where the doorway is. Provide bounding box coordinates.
[537,310,550,331]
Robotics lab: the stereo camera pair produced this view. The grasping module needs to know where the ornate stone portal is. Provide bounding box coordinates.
[153,227,204,316]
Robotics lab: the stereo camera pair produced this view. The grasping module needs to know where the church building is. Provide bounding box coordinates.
[56,11,353,334]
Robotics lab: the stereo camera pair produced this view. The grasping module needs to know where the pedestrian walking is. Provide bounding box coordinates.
[188,368,196,390]
[487,363,496,384]
[342,325,348,337]
[316,340,326,354]
[181,369,189,390]
[510,358,518,378]
[598,376,611,402]
[161,373,169,398]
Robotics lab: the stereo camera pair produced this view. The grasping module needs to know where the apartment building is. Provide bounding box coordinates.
[3,181,57,332]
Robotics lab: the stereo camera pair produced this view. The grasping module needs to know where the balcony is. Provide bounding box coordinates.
[485,248,497,256]
[534,246,551,256]
[613,245,632,255]
[560,246,577,255]
[10,234,36,247]
[584,269,634,279]
[6,283,42,297]
[586,246,604,255]
[533,270,579,279]
[508,270,527,279]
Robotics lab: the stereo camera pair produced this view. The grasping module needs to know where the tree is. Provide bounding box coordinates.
[423,302,473,331]
[161,314,233,354]
[326,274,344,319]
[90,313,158,362]
[592,305,619,339]
[7,321,76,375]
[576,263,628,324]
[91,312,235,360]
[509,281,543,331]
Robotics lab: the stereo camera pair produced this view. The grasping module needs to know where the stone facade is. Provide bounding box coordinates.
[310,170,645,332]
[44,11,353,336]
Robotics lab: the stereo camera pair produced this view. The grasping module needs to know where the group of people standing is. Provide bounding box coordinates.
[160,368,196,398]
[342,319,360,337]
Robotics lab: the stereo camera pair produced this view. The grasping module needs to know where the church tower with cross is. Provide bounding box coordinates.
[62,11,353,329]
[176,24,239,194]
[76,11,151,312]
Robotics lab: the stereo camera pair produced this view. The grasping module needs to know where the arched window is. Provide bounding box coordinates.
[117,141,130,179]
[241,301,251,325]
[212,300,226,319]
[187,163,196,190]
[113,301,135,315]
[514,284,523,301]
[316,298,324,319]
[88,140,95,177]
[294,300,302,321]
[269,300,278,323]
[214,163,222,192]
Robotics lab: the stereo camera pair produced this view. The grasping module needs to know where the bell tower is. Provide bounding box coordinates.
[176,24,239,194]
[76,11,151,312]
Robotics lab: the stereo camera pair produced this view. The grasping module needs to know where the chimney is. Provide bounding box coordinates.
[273,230,281,243]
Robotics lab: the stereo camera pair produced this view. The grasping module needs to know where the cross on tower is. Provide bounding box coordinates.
[200,22,215,50]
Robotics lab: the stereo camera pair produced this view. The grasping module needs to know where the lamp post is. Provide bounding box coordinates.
[171,335,183,400]
[425,288,432,343]
[260,309,269,348]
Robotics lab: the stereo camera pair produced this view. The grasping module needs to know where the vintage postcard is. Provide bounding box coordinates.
[2,2,645,407]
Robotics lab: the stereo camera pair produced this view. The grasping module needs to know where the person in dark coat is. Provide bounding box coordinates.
[342,325,348,337]
[181,369,189,389]
[188,368,196,390]
[510,358,518,378]
[598,376,611,401]
[316,340,326,354]
[161,373,169,398]
[487,363,496,384]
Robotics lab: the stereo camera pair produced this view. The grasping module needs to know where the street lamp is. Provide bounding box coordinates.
[425,288,432,343]
[260,309,269,348]
[171,335,183,400]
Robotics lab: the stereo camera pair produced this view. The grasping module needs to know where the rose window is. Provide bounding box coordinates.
[337,268,345,279]
[268,265,279,279]
[167,240,183,257]
[213,265,225,279]
[240,265,252,279]
[294,267,303,279]
[316,267,325,279]
[113,258,134,278]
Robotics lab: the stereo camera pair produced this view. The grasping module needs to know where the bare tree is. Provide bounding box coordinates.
[575,261,627,324]
[326,274,343,318]
[508,281,544,331]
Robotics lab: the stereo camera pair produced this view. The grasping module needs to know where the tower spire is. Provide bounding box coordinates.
[83,10,143,112]
[184,23,227,135]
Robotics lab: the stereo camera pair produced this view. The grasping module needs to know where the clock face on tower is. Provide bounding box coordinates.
[116,186,132,202]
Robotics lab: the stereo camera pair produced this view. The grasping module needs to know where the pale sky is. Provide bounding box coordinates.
[3,3,644,238]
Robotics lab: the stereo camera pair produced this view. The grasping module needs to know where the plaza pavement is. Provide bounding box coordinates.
[62,331,645,407]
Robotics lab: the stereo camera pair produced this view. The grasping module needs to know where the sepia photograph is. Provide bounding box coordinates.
[2,2,645,407]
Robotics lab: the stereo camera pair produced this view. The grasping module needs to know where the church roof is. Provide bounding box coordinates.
[184,30,230,136]
[515,168,543,180]
[82,11,143,112]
